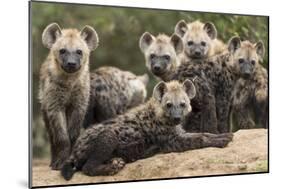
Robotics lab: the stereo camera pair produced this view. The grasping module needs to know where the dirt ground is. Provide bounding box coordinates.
[32,129,268,187]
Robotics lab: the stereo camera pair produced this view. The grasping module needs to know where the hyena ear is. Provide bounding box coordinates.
[80,25,99,51]
[255,41,265,60]
[203,22,217,40]
[42,23,62,49]
[137,74,149,86]
[153,81,167,102]
[139,32,155,53]
[228,36,241,54]
[182,79,196,99]
[174,20,188,37]
[170,33,184,54]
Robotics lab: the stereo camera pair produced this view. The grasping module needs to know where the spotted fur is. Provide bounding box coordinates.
[83,66,148,128]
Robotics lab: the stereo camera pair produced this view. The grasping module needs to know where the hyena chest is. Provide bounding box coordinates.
[231,79,254,106]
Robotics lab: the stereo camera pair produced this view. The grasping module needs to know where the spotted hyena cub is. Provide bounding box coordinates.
[61,80,233,180]
[83,66,148,128]
[174,20,226,62]
[139,32,183,81]
[230,39,268,129]
[38,23,99,169]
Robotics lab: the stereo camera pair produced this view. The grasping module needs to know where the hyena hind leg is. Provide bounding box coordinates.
[82,157,126,176]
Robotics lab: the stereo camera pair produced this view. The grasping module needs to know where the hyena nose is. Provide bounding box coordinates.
[194,51,201,56]
[173,117,181,123]
[67,62,77,67]
[153,65,161,71]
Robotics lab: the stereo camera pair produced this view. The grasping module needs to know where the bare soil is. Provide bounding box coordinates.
[32,129,268,187]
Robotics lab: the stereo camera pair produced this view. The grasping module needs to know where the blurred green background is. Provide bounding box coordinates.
[31,1,269,158]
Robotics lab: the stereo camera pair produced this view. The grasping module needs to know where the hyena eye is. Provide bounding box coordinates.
[163,55,170,61]
[150,54,156,59]
[76,49,83,55]
[59,48,66,55]
[238,58,244,64]
[166,102,173,108]
[251,60,256,65]
[201,41,206,47]
[187,41,194,46]
[180,102,186,108]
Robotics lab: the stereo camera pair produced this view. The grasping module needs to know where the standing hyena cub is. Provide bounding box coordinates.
[61,79,233,180]
[230,39,268,129]
[174,20,226,62]
[38,23,99,170]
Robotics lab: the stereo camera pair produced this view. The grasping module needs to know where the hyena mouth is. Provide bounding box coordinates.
[61,65,81,73]
[242,73,251,79]
[151,68,166,76]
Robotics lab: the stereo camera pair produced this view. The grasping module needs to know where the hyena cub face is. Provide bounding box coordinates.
[42,23,99,74]
[228,36,265,79]
[153,79,196,124]
[139,32,183,78]
[175,20,217,59]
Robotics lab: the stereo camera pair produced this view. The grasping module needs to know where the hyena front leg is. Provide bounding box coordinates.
[201,93,218,133]
[45,110,71,170]
[67,107,86,147]
[163,126,233,152]
[235,105,255,130]
[197,78,218,133]
[216,94,232,133]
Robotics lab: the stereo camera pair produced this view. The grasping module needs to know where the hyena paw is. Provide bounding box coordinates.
[240,119,255,129]
[51,156,68,170]
[108,157,125,175]
[51,159,65,170]
[204,133,233,148]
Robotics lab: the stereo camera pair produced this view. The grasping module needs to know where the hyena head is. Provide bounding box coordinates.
[153,79,196,125]
[42,23,99,74]
[175,20,217,59]
[139,32,183,78]
[228,36,265,79]
[128,73,149,107]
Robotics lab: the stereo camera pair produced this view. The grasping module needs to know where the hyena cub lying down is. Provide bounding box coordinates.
[230,40,268,129]
[39,23,99,169]
[83,66,148,128]
[61,80,233,180]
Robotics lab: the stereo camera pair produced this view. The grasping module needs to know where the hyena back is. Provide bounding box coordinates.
[61,79,233,180]
[38,23,99,170]
[83,66,148,128]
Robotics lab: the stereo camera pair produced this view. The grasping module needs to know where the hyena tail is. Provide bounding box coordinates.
[61,160,77,181]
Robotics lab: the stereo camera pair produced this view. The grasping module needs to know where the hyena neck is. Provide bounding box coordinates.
[145,99,176,126]
[159,59,180,82]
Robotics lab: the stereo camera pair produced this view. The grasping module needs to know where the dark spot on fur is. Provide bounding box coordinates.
[96,85,107,92]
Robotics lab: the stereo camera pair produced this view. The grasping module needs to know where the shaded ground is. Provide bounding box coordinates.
[32,129,268,187]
